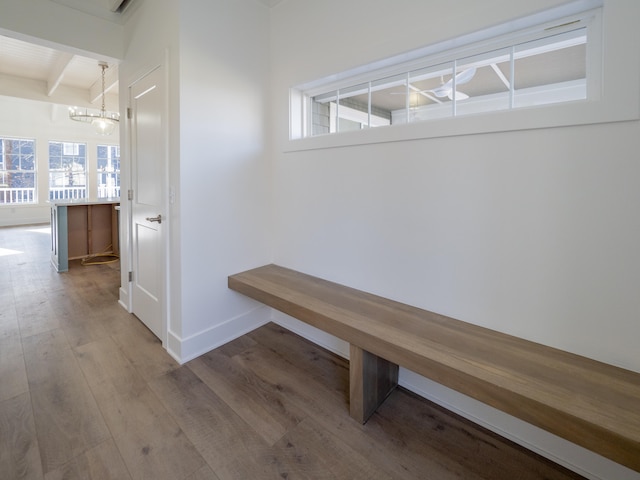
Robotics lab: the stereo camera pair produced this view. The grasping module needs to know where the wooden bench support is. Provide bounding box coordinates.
[349,344,399,423]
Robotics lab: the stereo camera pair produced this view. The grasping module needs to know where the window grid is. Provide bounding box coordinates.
[296,6,598,139]
[0,137,37,205]
[97,145,121,199]
[49,141,87,201]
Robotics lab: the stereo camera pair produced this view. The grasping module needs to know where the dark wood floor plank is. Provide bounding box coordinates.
[111,319,178,382]
[183,464,222,480]
[42,439,132,480]
[247,323,350,396]
[23,330,111,474]
[0,392,44,480]
[0,347,29,402]
[0,301,20,343]
[189,349,305,446]
[275,416,393,480]
[89,370,205,480]
[75,337,206,480]
[234,340,443,480]
[149,366,288,479]
[73,336,141,391]
[1,307,29,402]
[212,333,257,358]
[15,295,62,339]
[375,389,585,480]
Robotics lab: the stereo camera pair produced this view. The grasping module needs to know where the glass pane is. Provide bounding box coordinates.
[98,145,120,197]
[407,62,453,123]
[49,141,87,200]
[49,142,62,169]
[50,142,62,158]
[7,154,19,170]
[20,152,35,171]
[455,48,511,116]
[370,74,409,126]
[513,28,587,108]
[12,172,35,189]
[49,172,66,188]
[337,83,370,131]
[311,90,336,136]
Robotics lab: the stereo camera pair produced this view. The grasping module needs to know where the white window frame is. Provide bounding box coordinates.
[0,137,37,205]
[287,0,640,151]
[96,144,120,199]
[48,141,88,201]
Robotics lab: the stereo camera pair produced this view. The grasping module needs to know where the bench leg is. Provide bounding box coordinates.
[349,344,399,424]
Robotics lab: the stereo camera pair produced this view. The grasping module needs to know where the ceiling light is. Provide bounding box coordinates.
[69,62,119,135]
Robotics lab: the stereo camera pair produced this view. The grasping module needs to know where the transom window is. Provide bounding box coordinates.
[49,141,87,201]
[291,2,601,140]
[0,137,36,205]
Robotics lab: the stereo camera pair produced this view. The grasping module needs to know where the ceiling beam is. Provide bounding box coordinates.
[47,52,75,97]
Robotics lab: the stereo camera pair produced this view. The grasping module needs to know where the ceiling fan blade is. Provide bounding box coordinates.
[428,86,451,98]
[447,90,469,100]
[454,67,477,86]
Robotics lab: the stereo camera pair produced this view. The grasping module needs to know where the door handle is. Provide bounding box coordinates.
[146,214,162,224]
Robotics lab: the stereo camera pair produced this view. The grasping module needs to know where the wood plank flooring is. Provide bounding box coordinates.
[0,224,586,480]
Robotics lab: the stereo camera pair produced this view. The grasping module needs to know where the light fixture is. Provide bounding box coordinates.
[69,62,119,135]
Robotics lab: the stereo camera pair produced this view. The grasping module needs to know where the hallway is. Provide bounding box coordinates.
[0,225,584,479]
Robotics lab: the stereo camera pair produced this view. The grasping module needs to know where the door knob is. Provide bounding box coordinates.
[146,214,162,224]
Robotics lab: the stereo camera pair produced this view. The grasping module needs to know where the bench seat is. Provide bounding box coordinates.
[228,264,640,473]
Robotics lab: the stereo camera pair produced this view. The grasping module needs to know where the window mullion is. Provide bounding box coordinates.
[509,46,515,109]
[367,81,372,129]
[452,60,458,117]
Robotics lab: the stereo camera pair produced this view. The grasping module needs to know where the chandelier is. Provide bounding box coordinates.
[69,62,119,135]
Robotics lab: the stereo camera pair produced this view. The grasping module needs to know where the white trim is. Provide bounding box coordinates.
[167,305,271,364]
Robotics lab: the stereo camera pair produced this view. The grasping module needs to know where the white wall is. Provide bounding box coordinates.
[174,0,272,358]
[268,1,640,479]
[121,0,272,362]
[0,96,120,226]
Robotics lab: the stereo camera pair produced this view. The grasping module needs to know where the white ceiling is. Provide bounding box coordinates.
[0,0,284,110]
[0,34,119,103]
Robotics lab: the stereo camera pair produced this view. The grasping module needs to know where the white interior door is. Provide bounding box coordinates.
[129,66,165,341]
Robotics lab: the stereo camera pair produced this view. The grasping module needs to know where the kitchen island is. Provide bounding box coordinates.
[50,199,120,272]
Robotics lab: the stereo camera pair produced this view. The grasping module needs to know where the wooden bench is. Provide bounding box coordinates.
[228,264,640,473]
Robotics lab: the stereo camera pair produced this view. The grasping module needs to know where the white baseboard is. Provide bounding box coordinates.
[270,310,640,480]
[118,287,130,312]
[0,207,50,227]
[167,305,271,364]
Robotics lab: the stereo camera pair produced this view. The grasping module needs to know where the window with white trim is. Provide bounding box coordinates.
[291,2,601,140]
[97,145,120,199]
[49,141,87,201]
[0,137,36,205]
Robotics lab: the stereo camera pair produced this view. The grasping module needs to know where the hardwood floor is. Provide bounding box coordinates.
[0,224,586,480]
